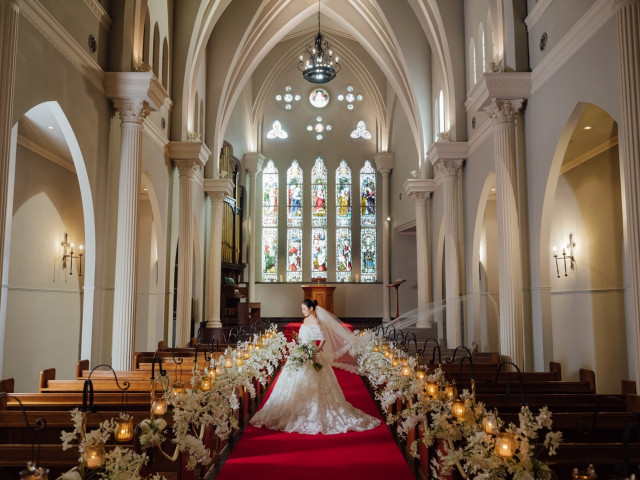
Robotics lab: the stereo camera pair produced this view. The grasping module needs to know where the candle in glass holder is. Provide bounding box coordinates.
[400,357,408,366]
[495,433,515,458]
[243,349,251,360]
[482,416,495,435]
[401,365,412,376]
[224,356,233,368]
[200,376,212,391]
[444,383,457,400]
[425,381,438,396]
[235,356,244,367]
[452,399,466,419]
[372,345,380,353]
[172,381,186,396]
[19,464,49,480]
[151,395,168,416]
[84,443,105,469]
[391,357,400,367]
[416,369,426,380]
[114,413,134,442]
[207,367,216,381]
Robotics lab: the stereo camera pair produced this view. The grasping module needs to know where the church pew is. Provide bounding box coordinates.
[41,378,165,394]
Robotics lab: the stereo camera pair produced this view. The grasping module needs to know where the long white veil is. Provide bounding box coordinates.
[315,306,360,373]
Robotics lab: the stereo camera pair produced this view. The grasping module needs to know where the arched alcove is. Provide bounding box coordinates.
[541,102,625,392]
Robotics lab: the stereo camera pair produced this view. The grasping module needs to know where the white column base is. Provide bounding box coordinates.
[206,319,223,328]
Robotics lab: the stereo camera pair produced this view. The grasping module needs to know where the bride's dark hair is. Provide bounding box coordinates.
[302,298,318,310]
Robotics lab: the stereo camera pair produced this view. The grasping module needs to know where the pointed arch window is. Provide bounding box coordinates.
[261,160,278,281]
[286,160,303,281]
[335,160,352,281]
[439,90,445,134]
[480,25,486,73]
[311,156,328,279]
[360,160,377,282]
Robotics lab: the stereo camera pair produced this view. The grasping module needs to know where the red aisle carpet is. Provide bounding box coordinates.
[217,368,415,480]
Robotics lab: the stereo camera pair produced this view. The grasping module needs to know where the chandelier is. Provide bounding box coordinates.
[298,3,340,84]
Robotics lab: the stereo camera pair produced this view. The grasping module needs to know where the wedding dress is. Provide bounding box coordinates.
[249,315,380,435]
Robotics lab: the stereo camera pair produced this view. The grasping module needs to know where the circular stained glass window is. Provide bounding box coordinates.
[284,93,293,102]
[347,104,354,110]
[275,95,282,101]
[285,104,292,110]
[307,125,313,131]
[294,95,301,101]
[285,85,292,92]
[315,123,324,132]
[337,95,344,101]
[346,93,355,103]
[346,85,354,92]
[316,116,322,122]
[357,94,363,101]
[316,134,323,140]
[326,125,332,131]
[309,88,330,108]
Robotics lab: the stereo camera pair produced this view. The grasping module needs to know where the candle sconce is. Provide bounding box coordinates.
[552,233,576,278]
[61,232,83,276]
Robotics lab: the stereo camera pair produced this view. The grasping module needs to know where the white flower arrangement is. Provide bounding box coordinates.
[59,408,166,480]
[356,333,563,480]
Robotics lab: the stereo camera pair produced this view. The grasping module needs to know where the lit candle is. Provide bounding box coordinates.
[452,399,466,419]
[84,443,105,469]
[482,417,495,435]
[114,413,134,442]
[208,367,216,381]
[444,383,457,400]
[372,345,380,353]
[172,381,186,396]
[495,433,515,458]
[425,381,438,396]
[391,357,400,367]
[19,466,49,480]
[151,396,168,416]
[401,365,412,376]
[224,356,233,368]
[200,377,212,391]
[416,369,426,380]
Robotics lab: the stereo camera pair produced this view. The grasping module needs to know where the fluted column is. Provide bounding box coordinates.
[375,153,394,322]
[169,141,208,346]
[105,72,168,370]
[438,161,463,347]
[204,179,234,328]
[110,100,149,369]
[0,0,20,311]
[486,98,524,368]
[243,153,264,301]
[404,178,435,327]
[614,0,640,382]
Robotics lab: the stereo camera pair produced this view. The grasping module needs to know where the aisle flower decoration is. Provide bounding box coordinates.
[60,409,165,480]
[355,331,563,480]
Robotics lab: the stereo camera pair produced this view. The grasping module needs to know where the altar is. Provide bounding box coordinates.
[301,284,336,313]
[284,322,354,343]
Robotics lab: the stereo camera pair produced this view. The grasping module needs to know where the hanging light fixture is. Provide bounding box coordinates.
[298,1,340,84]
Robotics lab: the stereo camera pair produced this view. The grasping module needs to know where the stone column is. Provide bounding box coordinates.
[485,98,524,368]
[404,178,435,327]
[438,161,463,348]
[243,153,264,301]
[169,142,208,346]
[614,0,640,382]
[375,153,394,322]
[0,0,20,311]
[105,72,168,370]
[204,179,234,328]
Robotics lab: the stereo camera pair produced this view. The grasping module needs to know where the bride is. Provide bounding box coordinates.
[249,299,380,435]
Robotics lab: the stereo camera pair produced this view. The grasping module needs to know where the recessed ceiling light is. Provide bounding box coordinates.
[583,125,592,130]
[47,125,54,130]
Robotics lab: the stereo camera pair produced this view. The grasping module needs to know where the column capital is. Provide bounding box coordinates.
[428,141,468,167]
[374,152,395,175]
[434,159,464,179]
[243,152,265,174]
[105,71,169,121]
[403,178,435,205]
[168,140,210,167]
[485,98,525,124]
[465,72,531,113]
[615,0,640,10]
[204,178,234,203]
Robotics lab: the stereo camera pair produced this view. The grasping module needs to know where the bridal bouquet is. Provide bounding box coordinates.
[285,342,323,372]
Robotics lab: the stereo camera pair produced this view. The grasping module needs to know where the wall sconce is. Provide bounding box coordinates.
[61,232,83,276]
[552,233,576,278]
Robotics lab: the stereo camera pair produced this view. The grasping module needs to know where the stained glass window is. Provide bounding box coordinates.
[361,229,377,282]
[336,228,352,282]
[287,160,303,227]
[262,228,278,282]
[311,156,327,227]
[286,228,303,282]
[336,160,352,227]
[311,228,328,279]
[350,120,372,139]
[267,120,288,139]
[261,160,278,281]
[360,160,377,282]
[360,160,376,227]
